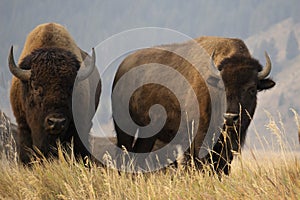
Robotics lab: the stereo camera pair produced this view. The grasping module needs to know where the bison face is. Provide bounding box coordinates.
[25,73,76,154]
[13,47,81,155]
[218,54,275,145]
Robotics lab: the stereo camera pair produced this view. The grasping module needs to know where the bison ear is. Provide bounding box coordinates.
[206,75,222,88]
[257,78,275,91]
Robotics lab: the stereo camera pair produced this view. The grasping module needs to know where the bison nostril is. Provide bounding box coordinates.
[232,115,239,122]
[47,118,55,126]
[45,117,67,131]
[223,113,239,125]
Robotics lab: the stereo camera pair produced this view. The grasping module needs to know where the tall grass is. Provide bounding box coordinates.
[0,114,299,200]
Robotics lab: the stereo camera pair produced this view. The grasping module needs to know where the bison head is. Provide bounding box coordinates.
[208,52,275,175]
[8,46,95,156]
[214,52,275,146]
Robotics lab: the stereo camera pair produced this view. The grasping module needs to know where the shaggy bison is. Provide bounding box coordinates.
[112,36,275,174]
[8,23,101,164]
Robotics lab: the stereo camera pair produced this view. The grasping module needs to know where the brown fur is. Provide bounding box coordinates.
[112,36,275,174]
[10,23,101,164]
[196,36,251,66]
[18,23,82,62]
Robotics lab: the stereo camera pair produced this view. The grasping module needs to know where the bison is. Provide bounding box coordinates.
[8,23,101,164]
[112,36,275,174]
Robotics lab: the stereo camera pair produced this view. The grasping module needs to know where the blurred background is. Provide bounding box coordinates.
[0,0,299,151]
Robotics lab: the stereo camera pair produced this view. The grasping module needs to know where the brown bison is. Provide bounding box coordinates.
[112,36,275,174]
[8,23,101,164]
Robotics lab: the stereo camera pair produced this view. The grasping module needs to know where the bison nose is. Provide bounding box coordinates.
[45,116,67,133]
[223,113,239,126]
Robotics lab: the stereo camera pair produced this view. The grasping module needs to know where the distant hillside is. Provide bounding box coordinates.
[246,18,300,63]
[245,18,300,150]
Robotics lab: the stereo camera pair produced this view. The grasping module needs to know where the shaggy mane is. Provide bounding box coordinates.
[19,47,80,71]
[218,56,263,71]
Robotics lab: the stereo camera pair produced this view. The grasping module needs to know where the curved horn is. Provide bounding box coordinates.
[8,46,31,81]
[77,48,96,81]
[210,50,220,76]
[258,51,272,80]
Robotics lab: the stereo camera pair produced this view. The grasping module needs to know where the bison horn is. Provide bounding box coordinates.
[77,48,96,81]
[258,51,272,80]
[8,46,31,81]
[210,50,220,76]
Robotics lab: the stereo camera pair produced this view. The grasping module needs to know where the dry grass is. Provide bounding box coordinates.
[0,114,299,200]
[0,151,299,200]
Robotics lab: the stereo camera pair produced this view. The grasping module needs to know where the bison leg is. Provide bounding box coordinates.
[132,136,157,153]
[114,123,135,170]
[73,133,92,164]
[115,124,134,152]
[17,123,33,164]
[209,136,234,175]
[132,136,157,171]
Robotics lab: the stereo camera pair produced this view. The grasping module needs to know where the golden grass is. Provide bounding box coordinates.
[0,114,299,200]
[0,151,299,200]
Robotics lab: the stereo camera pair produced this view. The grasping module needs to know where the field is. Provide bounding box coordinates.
[0,150,299,200]
[0,116,299,200]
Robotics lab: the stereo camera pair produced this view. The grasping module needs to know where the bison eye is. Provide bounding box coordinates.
[206,75,221,88]
[33,85,39,91]
[30,83,44,97]
[248,87,257,96]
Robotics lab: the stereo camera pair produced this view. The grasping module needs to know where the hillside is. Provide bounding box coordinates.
[243,18,300,150]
